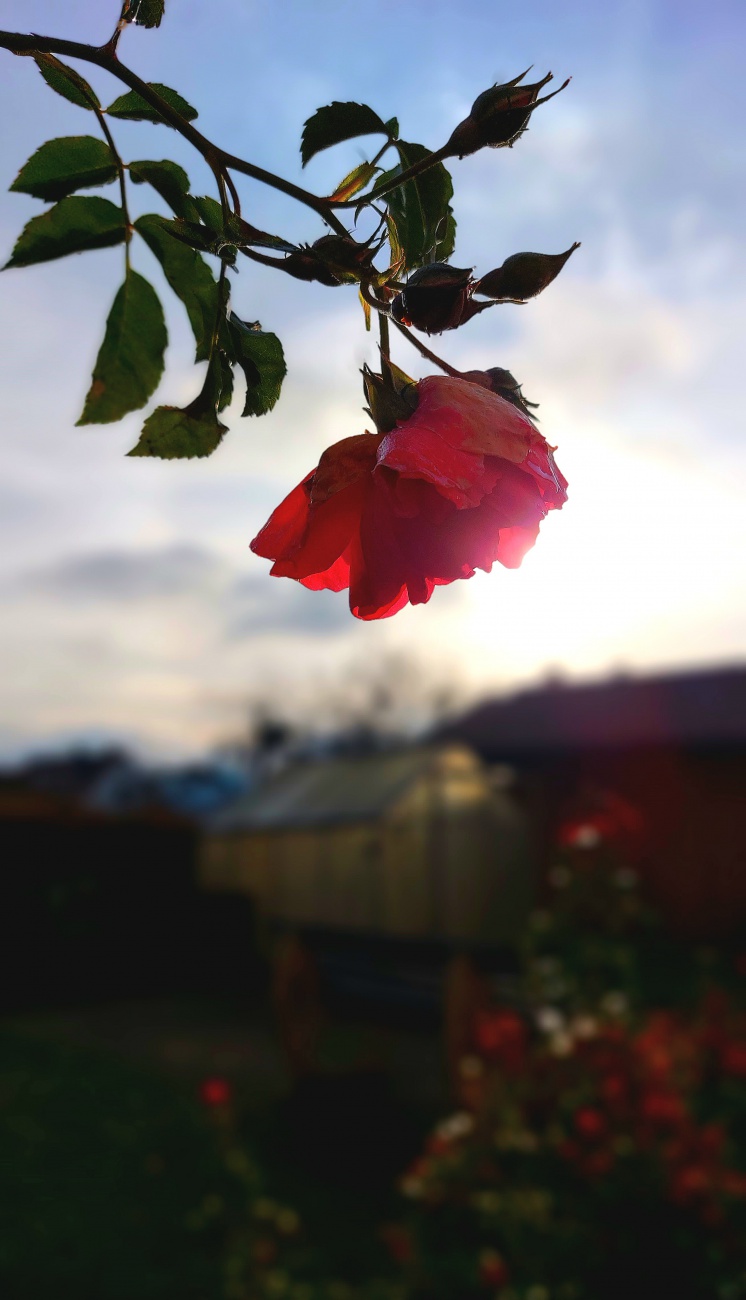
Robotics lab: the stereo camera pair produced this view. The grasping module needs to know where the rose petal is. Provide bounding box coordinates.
[311,432,381,503]
[270,478,367,582]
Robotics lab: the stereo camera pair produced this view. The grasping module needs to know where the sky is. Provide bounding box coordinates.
[0,0,744,758]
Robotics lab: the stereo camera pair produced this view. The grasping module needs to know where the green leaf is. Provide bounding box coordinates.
[4,197,125,269]
[34,54,99,111]
[128,159,196,218]
[193,195,226,234]
[128,0,166,26]
[127,403,227,459]
[77,270,167,425]
[301,102,389,167]
[10,137,118,203]
[135,214,217,361]
[216,351,235,413]
[329,161,378,203]
[228,315,286,417]
[380,141,456,269]
[384,117,399,140]
[106,84,198,126]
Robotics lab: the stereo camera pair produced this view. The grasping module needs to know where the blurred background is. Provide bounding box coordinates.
[0,2,745,1298]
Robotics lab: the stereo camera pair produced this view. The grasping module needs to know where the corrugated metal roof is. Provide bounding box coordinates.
[211,746,450,832]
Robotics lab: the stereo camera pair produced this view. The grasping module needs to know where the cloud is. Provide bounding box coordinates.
[24,544,226,603]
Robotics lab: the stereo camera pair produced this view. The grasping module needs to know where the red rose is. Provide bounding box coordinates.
[721,1042,746,1078]
[250,375,567,620]
[199,1076,232,1107]
[640,1090,687,1127]
[474,1009,527,1070]
[478,1249,509,1289]
[574,1107,607,1141]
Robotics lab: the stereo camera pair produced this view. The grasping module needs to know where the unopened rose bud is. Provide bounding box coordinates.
[476,244,580,301]
[444,69,570,158]
[280,235,376,287]
[280,249,342,286]
[391,263,474,334]
[461,366,539,420]
[311,234,376,281]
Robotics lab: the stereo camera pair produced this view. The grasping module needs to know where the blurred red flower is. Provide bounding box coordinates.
[199,1076,233,1107]
[250,375,567,620]
[474,1009,527,1071]
[478,1248,510,1289]
[721,1042,746,1078]
[574,1107,607,1141]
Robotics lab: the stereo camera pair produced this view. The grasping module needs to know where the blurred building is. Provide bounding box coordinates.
[201,744,533,949]
[440,664,746,935]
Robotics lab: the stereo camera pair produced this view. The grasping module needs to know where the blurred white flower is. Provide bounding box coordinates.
[572,825,602,849]
[436,1112,474,1141]
[549,1030,574,1056]
[601,991,628,1017]
[571,1014,599,1039]
[536,1007,566,1035]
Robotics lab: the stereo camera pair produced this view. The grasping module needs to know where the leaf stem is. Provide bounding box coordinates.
[0,28,349,236]
[89,93,132,271]
[391,319,463,377]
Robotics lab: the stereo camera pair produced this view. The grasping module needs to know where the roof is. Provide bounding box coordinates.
[439,665,746,761]
[210,746,461,833]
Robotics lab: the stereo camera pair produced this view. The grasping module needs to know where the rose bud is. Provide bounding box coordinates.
[362,362,419,434]
[310,234,377,282]
[444,69,570,158]
[461,367,540,421]
[251,374,567,620]
[391,263,474,334]
[476,244,580,301]
[280,248,342,286]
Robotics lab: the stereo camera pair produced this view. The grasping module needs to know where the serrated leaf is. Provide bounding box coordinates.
[228,315,286,417]
[11,137,118,203]
[329,161,378,203]
[34,54,99,111]
[157,218,215,254]
[127,403,227,459]
[128,0,166,27]
[107,84,198,125]
[380,141,456,269]
[193,195,225,234]
[4,196,125,269]
[135,214,217,361]
[216,351,235,413]
[129,159,196,218]
[384,117,399,139]
[301,102,389,167]
[77,270,167,425]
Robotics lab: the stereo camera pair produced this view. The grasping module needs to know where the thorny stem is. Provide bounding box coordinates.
[0,28,350,237]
